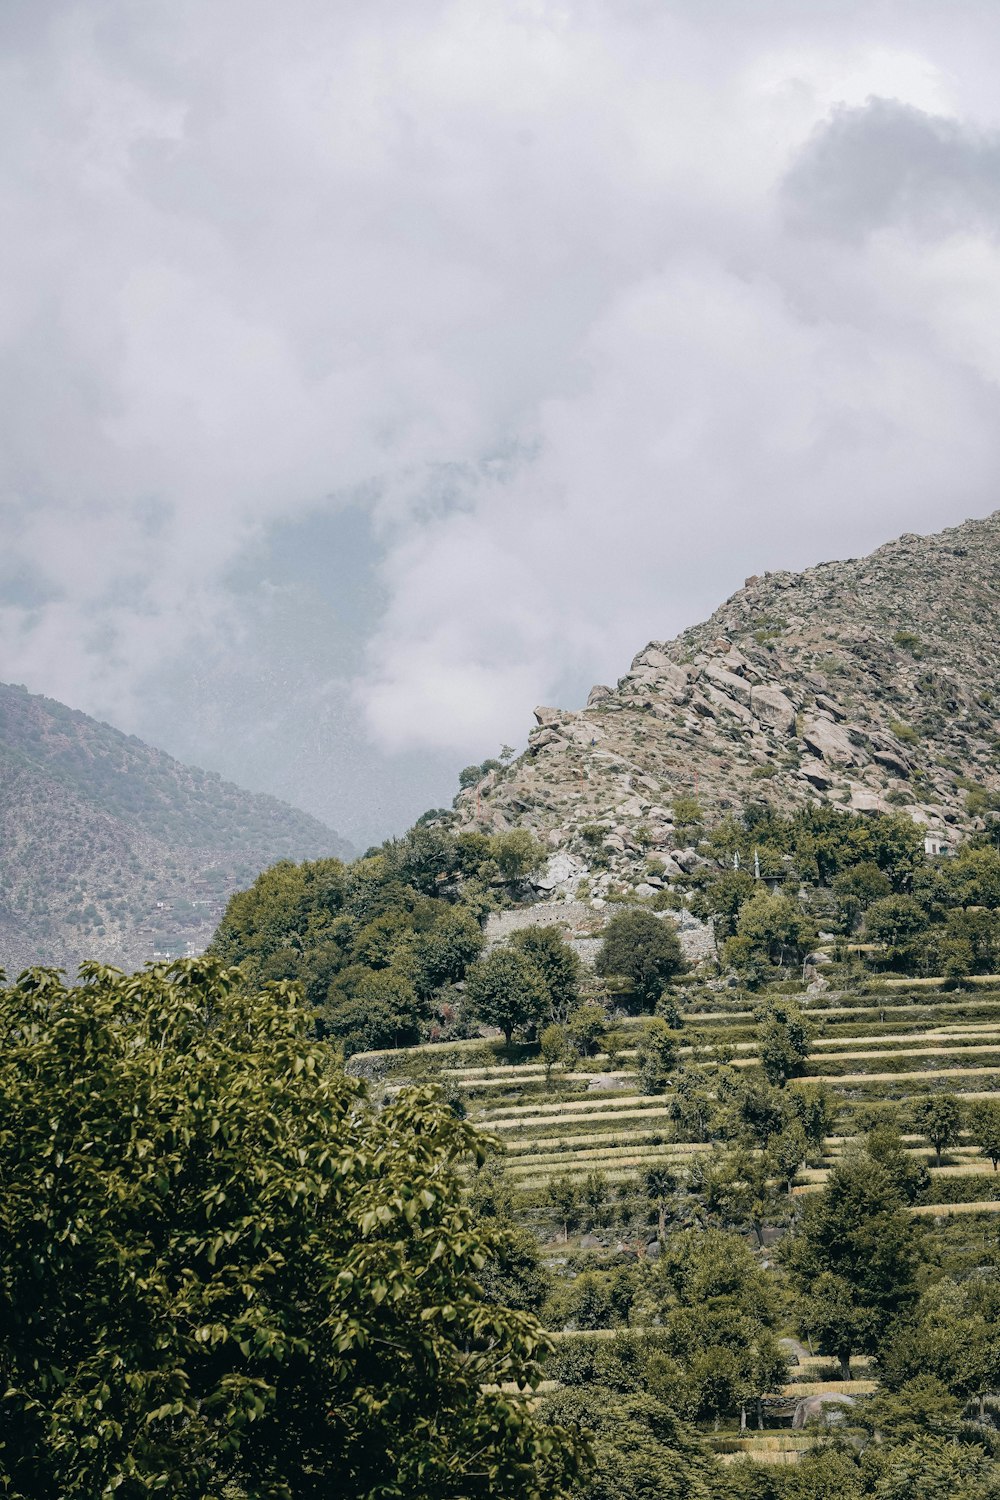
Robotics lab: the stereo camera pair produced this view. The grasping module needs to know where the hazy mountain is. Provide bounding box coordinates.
[0,682,352,973]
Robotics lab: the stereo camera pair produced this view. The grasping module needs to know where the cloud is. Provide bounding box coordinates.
[1,2,1000,837]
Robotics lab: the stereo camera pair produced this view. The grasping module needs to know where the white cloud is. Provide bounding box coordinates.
[2,2,1000,831]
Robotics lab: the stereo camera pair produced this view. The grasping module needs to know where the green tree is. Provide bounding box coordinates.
[324,964,425,1053]
[787,1082,837,1149]
[726,890,816,978]
[465,947,549,1045]
[831,861,891,932]
[509,924,583,1023]
[211,857,347,981]
[968,1097,1000,1171]
[546,1174,582,1242]
[595,909,685,1007]
[411,906,484,997]
[539,1022,570,1084]
[0,961,584,1499]
[567,1002,608,1058]
[490,830,548,885]
[769,1121,809,1194]
[914,1093,964,1167]
[636,1016,679,1095]
[782,1149,923,1372]
[864,894,929,969]
[754,998,812,1087]
[643,1164,679,1239]
[865,1122,930,1203]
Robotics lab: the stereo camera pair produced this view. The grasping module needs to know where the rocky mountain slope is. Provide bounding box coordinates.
[455,510,1000,899]
[0,682,352,973]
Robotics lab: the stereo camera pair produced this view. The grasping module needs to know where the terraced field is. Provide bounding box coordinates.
[367,984,1000,1205]
[361,982,1000,1466]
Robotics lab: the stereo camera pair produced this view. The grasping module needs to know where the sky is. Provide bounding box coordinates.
[4,0,1000,847]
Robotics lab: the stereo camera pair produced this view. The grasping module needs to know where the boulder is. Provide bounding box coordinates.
[873,748,910,778]
[802,762,835,790]
[528,727,563,750]
[792,1394,855,1430]
[586,684,614,706]
[533,705,574,727]
[751,685,797,736]
[532,850,588,893]
[672,847,699,872]
[703,661,753,707]
[801,714,862,765]
[704,684,755,724]
[814,692,846,720]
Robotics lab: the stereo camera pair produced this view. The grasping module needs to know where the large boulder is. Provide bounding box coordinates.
[751,685,797,736]
[801,713,863,765]
[703,661,753,707]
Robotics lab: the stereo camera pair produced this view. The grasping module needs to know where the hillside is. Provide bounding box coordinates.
[455,510,1000,895]
[0,682,352,973]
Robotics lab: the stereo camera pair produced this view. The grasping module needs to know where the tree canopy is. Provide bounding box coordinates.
[0,960,585,1499]
[594,909,685,1006]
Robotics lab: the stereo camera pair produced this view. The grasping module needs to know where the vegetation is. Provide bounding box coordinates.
[0,959,585,1497]
[594,908,686,1005]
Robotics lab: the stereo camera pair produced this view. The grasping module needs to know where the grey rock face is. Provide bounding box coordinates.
[452,510,1000,906]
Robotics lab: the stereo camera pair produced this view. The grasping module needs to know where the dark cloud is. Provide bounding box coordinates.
[784,98,1000,239]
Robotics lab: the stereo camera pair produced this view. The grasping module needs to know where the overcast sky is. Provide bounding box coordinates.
[4,0,1000,846]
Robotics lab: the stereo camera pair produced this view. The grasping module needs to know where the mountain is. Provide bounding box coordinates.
[454,510,1000,893]
[0,682,353,973]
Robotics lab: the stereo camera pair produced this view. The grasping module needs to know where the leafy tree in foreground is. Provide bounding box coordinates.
[0,960,585,1500]
[595,908,685,1007]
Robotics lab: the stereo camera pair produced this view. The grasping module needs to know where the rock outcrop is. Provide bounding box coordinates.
[454,511,1000,901]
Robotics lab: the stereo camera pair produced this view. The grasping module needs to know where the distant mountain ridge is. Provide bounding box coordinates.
[0,682,352,973]
[454,510,1000,895]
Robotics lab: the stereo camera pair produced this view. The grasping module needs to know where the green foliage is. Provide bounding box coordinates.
[491,829,548,884]
[864,893,930,969]
[540,1022,571,1082]
[968,1097,1000,1170]
[541,1382,717,1500]
[595,909,685,1007]
[509,925,584,1023]
[567,1003,609,1058]
[651,1229,786,1427]
[635,1017,679,1095]
[466,947,550,1045]
[913,1092,964,1166]
[726,891,816,982]
[783,1147,923,1370]
[458,758,502,788]
[831,861,892,931]
[754,998,813,1086]
[671,796,704,833]
[892,629,925,656]
[0,960,584,1498]
[864,1123,930,1203]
